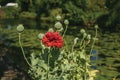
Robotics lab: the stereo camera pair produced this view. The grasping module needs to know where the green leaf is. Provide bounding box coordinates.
[79,50,86,60]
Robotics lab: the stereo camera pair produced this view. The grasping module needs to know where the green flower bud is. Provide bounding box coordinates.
[94,24,99,29]
[56,15,62,21]
[38,33,44,40]
[54,22,63,30]
[83,33,87,37]
[87,34,91,40]
[64,19,69,25]
[48,28,54,32]
[80,29,85,34]
[16,24,24,32]
[74,37,79,45]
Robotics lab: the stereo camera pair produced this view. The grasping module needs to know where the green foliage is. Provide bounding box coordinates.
[19,11,37,19]
[63,0,107,26]
[105,0,120,27]
[28,48,88,80]
[2,7,19,18]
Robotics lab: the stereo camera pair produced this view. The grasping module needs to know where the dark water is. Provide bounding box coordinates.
[0,18,40,29]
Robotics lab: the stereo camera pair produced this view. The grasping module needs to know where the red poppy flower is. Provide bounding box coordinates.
[42,32,64,48]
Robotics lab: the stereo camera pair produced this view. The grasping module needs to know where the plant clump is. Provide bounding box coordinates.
[17,15,99,80]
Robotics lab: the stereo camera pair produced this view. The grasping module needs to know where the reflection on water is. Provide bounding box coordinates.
[90,50,98,69]
[0,18,46,47]
[7,24,12,30]
[0,19,38,29]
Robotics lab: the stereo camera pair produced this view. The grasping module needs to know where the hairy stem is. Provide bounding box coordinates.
[62,25,68,38]
[71,43,75,53]
[47,49,51,80]
[84,53,87,80]
[80,36,85,49]
[18,33,32,67]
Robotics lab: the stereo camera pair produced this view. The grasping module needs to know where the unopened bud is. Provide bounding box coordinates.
[58,27,63,32]
[48,28,54,32]
[74,37,79,45]
[16,24,24,32]
[38,33,44,40]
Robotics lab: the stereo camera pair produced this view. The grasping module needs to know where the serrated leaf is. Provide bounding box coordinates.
[80,52,86,59]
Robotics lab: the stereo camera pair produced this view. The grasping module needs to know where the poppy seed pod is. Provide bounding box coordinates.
[16,24,24,32]
[56,15,62,21]
[58,27,64,32]
[48,28,54,32]
[64,19,69,25]
[54,22,63,30]
[94,24,99,29]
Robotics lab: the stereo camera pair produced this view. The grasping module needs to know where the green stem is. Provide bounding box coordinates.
[18,33,32,67]
[80,40,85,50]
[47,50,51,80]
[82,40,90,50]
[62,25,69,52]
[64,38,69,52]
[62,25,68,38]
[59,68,64,79]
[80,36,85,49]
[90,28,97,56]
[84,55,87,80]
[71,43,75,52]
